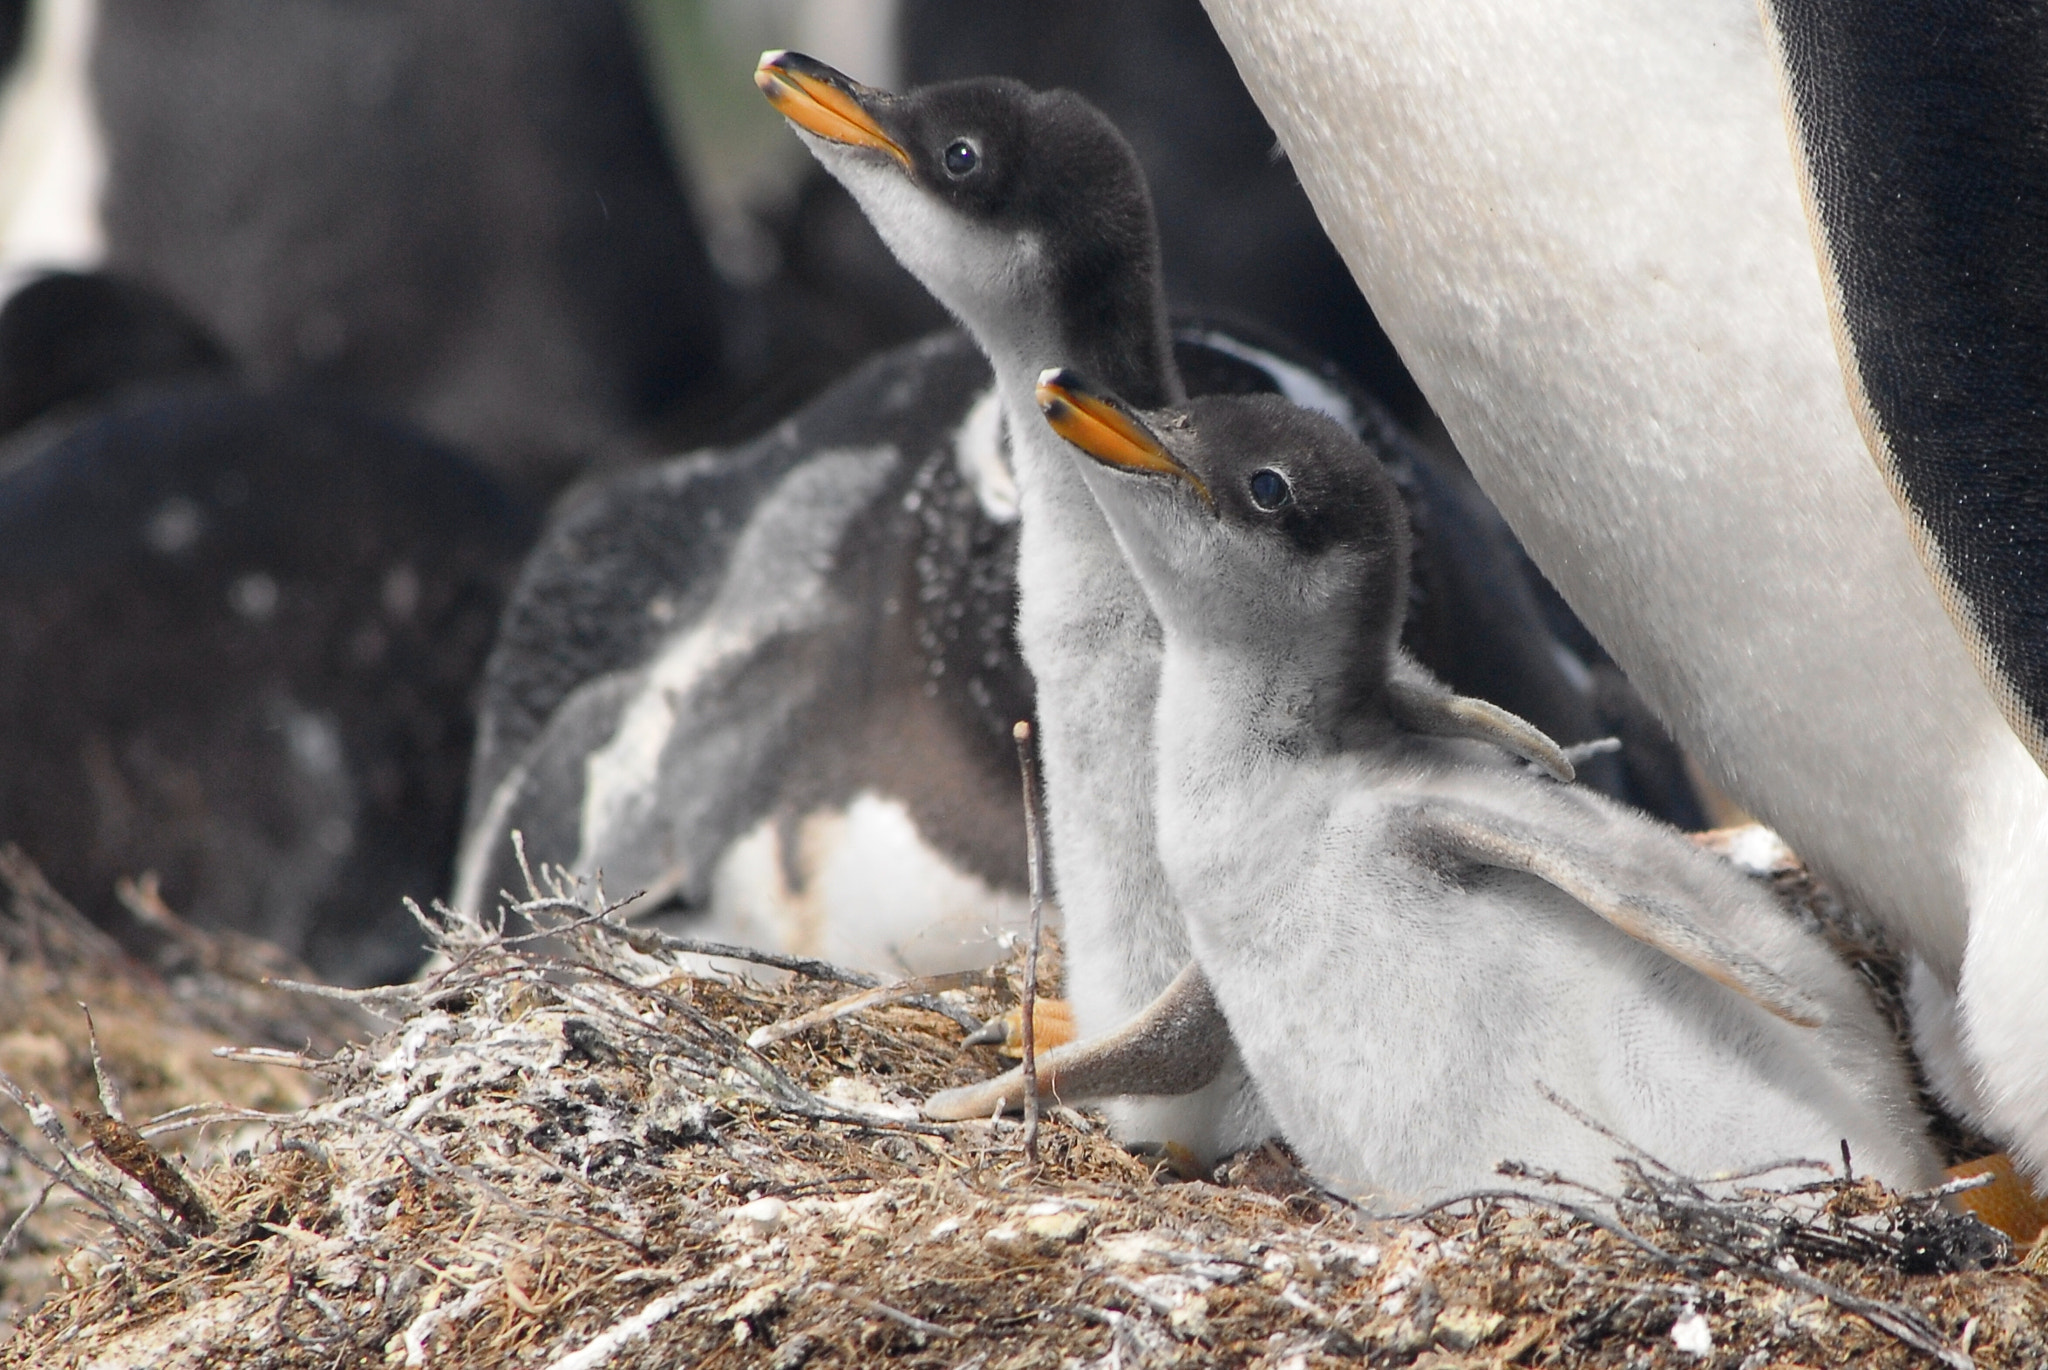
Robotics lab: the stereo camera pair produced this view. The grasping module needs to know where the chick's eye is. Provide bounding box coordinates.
[1248,468,1291,510]
[943,138,980,176]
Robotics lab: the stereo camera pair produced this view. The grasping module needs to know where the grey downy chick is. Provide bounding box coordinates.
[758,51,1577,1157]
[1035,370,1941,1200]
[757,48,1255,1159]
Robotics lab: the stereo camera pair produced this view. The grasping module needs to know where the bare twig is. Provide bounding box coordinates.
[137,1101,298,1138]
[536,1285,702,1370]
[590,920,882,988]
[819,1281,962,1339]
[1013,720,1046,1168]
[746,970,982,1049]
[513,828,541,902]
[265,978,419,1011]
[79,1003,125,1123]
[0,1175,57,1265]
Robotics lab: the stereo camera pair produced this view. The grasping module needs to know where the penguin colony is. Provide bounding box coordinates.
[0,1,2033,1208]
[460,59,1669,1001]
[757,52,1950,1203]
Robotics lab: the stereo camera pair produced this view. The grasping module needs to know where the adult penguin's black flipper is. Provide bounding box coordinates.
[1765,1,2048,770]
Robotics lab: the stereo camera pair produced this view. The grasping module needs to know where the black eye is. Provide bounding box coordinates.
[1248,468,1291,510]
[943,138,980,177]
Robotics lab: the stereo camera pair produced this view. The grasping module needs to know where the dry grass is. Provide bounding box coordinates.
[0,842,2043,1369]
[0,846,370,1331]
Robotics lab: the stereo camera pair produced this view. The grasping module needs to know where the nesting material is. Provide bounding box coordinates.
[0,847,369,1330]
[2,851,2046,1368]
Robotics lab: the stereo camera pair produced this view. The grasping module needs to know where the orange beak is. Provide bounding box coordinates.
[756,50,911,170]
[1036,369,1213,506]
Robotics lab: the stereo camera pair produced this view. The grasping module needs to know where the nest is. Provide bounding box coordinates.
[0,848,2045,1368]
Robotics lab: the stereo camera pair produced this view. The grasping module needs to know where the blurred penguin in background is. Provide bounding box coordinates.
[0,0,729,498]
[0,0,731,981]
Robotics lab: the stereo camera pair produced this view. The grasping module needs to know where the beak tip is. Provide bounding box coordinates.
[1035,367,1085,414]
[751,50,911,168]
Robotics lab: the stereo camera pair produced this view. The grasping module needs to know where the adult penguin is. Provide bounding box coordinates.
[1195,0,2048,1178]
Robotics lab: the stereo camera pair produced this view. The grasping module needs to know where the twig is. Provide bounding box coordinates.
[1386,1185,1687,1268]
[265,978,419,1011]
[211,1046,329,1073]
[0,1175,57,1264]
[567,907,982,1028]
[1901,1171,1998,1203]
[137,1101,299,1138]
[537,1285,704,1370]
[820,1281,961,1339]
[1535,1082,1678,1178]
[588,920,883,988]
[513,828,541,902]
[79,1004,125,1122]
[746,970,982,1049]
[1013,721,1047,1167]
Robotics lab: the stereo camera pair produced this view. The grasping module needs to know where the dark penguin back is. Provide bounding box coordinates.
[0,387,532,984]
[1764,0,2048,777]
[461,331,1031,920]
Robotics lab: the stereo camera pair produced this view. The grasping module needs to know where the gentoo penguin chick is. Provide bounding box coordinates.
[1039,371,1940,1199]
[761,51,1595,1160]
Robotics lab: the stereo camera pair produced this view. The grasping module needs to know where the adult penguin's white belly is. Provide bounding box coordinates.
[1198,0,2048,1167]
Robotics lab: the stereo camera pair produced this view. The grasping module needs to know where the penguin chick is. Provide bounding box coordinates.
[762,50,1585,1157]
[759,47,1260,1158]
[1039,370,1941,1200]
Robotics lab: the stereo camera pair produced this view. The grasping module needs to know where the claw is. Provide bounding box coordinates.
[961,998,1076,1057]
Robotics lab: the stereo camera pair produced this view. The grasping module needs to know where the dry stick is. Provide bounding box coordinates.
[79,1004,126,1123]
[1013,720,1047,1167]
[746,970,983,1049]
[0,1175,57,1264]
